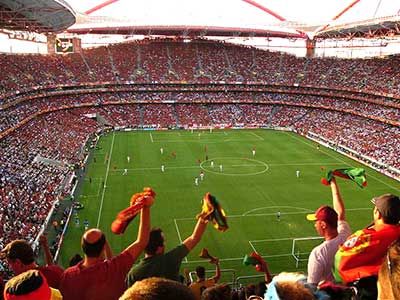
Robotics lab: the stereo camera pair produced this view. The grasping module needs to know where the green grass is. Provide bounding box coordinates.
[58,129,400,281]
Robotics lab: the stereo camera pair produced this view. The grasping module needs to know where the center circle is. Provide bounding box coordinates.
[200,157,269,176]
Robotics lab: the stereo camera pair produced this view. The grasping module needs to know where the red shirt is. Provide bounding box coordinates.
[60,251,135,300]
[37,264,64,289]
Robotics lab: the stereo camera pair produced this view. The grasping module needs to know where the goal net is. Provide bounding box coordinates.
[291,236,324,268]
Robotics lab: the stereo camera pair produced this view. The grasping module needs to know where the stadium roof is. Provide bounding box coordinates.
[64,0,400,40]
[0,0,76,33]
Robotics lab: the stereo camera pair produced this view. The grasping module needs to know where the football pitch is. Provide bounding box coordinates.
[59,129,400,281]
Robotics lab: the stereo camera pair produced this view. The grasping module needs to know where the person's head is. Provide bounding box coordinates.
[378,239,400,300]
[81,229,106,258]
[202,283,232,300]
[195,266,206,279]
[306,206,338,237]
[372,194,400,225]
[0,240,35,275]
[119,277,196,300]
[145,228,165,255]
[4,269,61,300]
[264,272,315,300]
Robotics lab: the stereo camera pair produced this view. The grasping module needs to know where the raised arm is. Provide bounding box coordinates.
[182,218,208,251]
[331,177,345,221]
[39,234,54,265]
[123,197,152,259]
[210,258,221,282]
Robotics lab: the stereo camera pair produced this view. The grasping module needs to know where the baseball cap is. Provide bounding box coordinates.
[306,206,338,226]
[371,194,400,224]
[0,240,34,264]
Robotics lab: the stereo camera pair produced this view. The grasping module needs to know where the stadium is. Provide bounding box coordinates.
[0,0,400,299]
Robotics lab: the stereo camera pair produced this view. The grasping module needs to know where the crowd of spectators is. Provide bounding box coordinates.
[1,39,400,96]
[1,185,399,300]
[0,38,399,299]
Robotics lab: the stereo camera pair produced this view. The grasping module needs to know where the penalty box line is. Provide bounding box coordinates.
[175,207,371,221]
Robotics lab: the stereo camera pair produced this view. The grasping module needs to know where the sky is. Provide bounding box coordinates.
[66,0,400,29]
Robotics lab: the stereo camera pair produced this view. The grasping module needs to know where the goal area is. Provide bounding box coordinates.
[291,236,324,268]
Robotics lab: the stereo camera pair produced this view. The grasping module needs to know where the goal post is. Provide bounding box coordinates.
[291,236,323,268]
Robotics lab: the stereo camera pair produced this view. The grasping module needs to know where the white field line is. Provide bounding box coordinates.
[250,237,321,243]
[249,131,264,140]
[182,253,293,264]
[248,241,258,253]
[174,218,187,262]
[96,132,115,227]
[149,132,154,143]
[108,161,339,173]
[286,132,400,192]
[174,207,371,221]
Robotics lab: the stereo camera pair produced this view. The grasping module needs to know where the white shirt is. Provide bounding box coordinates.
[307,220,351,285]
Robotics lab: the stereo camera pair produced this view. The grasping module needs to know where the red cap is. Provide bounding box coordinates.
[307,205,338,226]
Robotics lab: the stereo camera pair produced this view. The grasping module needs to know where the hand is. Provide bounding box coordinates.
[210,257,219,265]
[39,234,48,245]
[143,195,154,207]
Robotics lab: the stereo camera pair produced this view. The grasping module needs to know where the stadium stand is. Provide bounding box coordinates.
[0,37,400,299]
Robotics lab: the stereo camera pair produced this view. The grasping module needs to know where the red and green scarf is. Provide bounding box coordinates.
[321,168,367,188]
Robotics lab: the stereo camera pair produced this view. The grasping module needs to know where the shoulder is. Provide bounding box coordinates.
[167,244,190,255]
[61,264,81,278]
[38,264,64,274]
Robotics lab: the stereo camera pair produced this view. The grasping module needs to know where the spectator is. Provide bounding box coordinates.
[189,258,221,300]
[59,198,152,300]
[68,254,83,267]
[39,234,56,266]
[126,199,210,287]
[3,269,62,300]
[0,239,63,289]
[377,238,400,300]
[306,177,351,285]
[264,272,316,300]
[334,193,400,300]
[120,277,196,300]
[201,283,231,300]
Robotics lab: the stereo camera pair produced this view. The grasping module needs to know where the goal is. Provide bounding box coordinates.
[291,236,324,268]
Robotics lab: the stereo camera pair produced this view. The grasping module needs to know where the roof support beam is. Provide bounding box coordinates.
[242,0,286,21]
[316,0,361,33]
[85,0,120,15]
[242,0,307,37]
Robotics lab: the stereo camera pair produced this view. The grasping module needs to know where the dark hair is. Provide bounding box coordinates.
[145,228,164,255]
[82,233,106,257]
[69,253,83,266]
[120,277,196,300]
[202,283,232,300]
[5,269,44,296]
[245,283,256,299]
[196,266,205,278]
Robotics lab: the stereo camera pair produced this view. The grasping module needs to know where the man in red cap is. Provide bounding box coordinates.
[334,192,400,300]
[306,177,351,286]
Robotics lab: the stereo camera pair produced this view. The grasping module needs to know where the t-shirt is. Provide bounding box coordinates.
[189,278,216,300]
[307,220,351,285]
[126,244,189,287]
[60,251,135,300]
[334,223,400,284]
